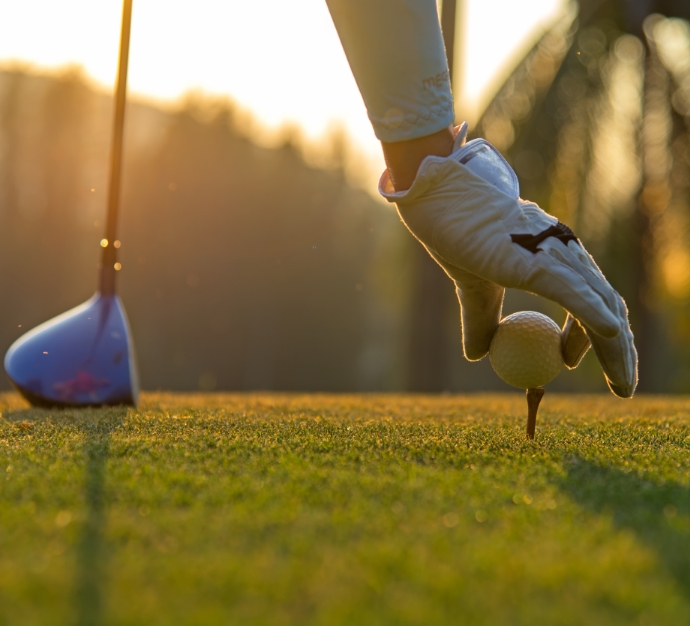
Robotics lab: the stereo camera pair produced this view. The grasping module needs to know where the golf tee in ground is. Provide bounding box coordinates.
[526,387,545,440]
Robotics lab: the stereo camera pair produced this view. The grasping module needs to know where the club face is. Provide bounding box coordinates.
[5,293,139,408]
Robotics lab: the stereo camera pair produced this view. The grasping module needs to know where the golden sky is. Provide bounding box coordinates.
[0,0,565,182]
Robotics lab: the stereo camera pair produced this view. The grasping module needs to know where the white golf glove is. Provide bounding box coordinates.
[380,123,637,398]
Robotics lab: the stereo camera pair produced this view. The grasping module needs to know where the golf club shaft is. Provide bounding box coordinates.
[100,0,133,296]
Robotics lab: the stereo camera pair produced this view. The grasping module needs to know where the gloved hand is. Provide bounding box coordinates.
[379,123,637,398]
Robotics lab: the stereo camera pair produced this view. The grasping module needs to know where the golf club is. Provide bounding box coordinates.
[4,0,139,407]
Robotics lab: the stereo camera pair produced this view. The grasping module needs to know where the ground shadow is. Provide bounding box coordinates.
[5,404,124,624]
[73,411,125,626]
[556,458,690,597]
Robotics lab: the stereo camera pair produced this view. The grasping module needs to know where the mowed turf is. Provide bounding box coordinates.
[2,393,690,625]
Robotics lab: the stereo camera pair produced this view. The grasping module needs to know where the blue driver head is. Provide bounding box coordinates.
[5,293,139,408]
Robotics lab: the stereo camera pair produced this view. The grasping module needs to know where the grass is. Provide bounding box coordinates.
[2,392,690,625]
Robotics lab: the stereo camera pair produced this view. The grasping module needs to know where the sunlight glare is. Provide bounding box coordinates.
[0,0,567,183]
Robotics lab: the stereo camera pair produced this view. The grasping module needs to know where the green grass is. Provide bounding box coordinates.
[2,393,690,625]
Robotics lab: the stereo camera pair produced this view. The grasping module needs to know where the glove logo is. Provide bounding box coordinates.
[510,222,579,254]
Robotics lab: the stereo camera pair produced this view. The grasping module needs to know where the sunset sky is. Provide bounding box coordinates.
[0,0,565,181]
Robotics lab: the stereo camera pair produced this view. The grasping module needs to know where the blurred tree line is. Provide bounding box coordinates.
[0,67,417,392]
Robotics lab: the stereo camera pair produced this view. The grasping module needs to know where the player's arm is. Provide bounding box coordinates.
[325,0,637,397]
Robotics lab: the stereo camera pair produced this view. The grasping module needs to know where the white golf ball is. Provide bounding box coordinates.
[489,311,563,389]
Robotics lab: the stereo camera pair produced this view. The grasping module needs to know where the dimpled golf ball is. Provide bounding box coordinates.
[489,311,563,389]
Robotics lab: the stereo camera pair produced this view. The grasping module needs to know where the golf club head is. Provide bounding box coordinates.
[5,293,139,408]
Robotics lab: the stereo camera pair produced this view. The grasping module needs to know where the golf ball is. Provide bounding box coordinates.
[489,311,563,389]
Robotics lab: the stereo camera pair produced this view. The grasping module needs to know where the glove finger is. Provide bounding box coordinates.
[584,294,638,398]
[426,250,504,361]
[562,313,591,369]
[527,258,621,338]
[455,276,504,361]
[546,241,623,322]
[587,331,637,397]
[538,243,638,394]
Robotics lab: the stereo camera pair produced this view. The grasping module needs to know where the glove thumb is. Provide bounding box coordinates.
[454,272,504,361]
[423,249,504,361]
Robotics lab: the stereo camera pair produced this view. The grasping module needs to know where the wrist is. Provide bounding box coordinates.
[381,126,455,192]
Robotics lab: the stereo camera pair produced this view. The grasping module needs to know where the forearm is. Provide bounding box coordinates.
[325,0,454,143]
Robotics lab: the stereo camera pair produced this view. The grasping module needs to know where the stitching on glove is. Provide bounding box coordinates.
[510,222,579,254]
